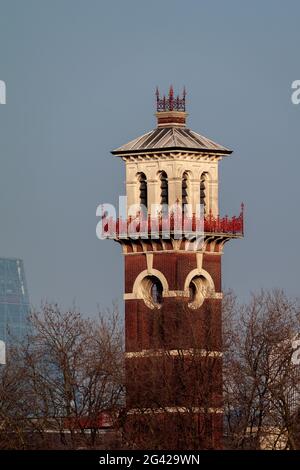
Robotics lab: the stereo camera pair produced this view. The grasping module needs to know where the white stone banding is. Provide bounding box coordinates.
[125,349,222,359]
[127,407,223,415]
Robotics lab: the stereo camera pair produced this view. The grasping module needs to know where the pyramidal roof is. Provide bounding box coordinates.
[112,126,231,155]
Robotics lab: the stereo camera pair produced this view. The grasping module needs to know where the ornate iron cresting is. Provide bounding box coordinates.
[156,85,186,112]
[102,204,244,239]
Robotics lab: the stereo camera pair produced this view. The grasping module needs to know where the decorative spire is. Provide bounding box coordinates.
[156,86,186,112]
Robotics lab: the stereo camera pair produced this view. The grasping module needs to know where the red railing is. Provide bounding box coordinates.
[102,204,244,239]
[204,204,244,234]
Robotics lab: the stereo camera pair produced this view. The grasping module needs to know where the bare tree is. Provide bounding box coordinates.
[223,290,300,450]
[0,303,124,449]
[0,346,30,449]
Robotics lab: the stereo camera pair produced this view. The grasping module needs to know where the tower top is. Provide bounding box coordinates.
[111,88,232,156]
[155,86,187,128]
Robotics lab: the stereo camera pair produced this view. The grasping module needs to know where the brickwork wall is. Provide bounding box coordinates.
[124,250,223,449]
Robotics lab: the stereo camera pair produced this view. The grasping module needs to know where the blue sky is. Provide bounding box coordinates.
[0,0,299,314]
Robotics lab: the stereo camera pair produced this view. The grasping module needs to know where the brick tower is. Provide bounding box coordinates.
[104,87,243,449]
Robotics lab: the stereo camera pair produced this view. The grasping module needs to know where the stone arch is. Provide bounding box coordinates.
[177,167,194,179]
[184,268,215,309]
[132,269,169,309]
[133,269,169,297]
[184,268,215,293]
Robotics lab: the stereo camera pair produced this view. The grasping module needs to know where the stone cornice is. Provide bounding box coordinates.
[121,152,223,163]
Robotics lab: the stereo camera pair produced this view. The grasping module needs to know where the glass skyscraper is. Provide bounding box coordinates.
[0,258,30,345]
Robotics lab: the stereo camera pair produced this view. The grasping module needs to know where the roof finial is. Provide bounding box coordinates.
[156,86,186,113]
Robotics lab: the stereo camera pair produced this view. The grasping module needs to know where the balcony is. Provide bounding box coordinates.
[101,204,244,240]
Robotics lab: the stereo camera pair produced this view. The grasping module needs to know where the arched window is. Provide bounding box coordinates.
[159,171,168,206]
[200,172,209,215]
[138,173,147,209]
[188,275,210,309]
[182,171,189,206]
[140,275,163,309]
